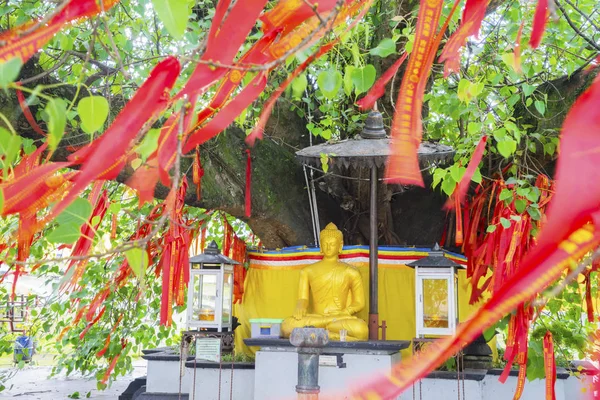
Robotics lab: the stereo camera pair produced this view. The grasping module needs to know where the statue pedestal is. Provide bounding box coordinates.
[244,338,409,400]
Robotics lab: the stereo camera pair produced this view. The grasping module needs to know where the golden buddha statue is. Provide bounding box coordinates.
[281,223,368,341]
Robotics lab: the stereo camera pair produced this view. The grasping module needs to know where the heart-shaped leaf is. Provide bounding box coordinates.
[0,127,22,169]
[497,138,517,158]
[46,98,67,151]
[343,66,355,96]
[0,57,23,89]
[317,69,342,100]
[78,96,109,134]
[46,222,82,244]
[125,248,149,279]
[56,198,92,226]
[369,38,396,57]
[291,74,308,99]
[351,65,376,95]
[152,0,190,39]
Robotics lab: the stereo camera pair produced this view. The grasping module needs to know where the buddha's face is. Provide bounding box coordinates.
[321,235,342,257]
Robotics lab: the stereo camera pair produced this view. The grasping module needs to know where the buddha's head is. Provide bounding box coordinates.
[320,223,343,257]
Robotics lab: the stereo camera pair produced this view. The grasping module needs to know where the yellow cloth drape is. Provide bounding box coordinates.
[234,246,497,360]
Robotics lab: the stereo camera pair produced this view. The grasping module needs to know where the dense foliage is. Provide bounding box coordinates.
[0,0,598,392]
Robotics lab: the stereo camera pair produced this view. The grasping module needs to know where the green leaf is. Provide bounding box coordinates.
[486,224,497,233]
[125,248,149,279]
[522,83,535,97]
[499,189,513,201]
[500,217,511,229]
[441,177,456,196]
[515,198,527,214]
[534,100,546,116]
[528,207,541,221]
[526,187,540,203]
[467,122,482,135]
[46,223,82,244]
[59,34,74,51]
[137,128,161,161]
[471,168,482,184]
[46,98,67,151]
[317,69,342,100]
[320,153,330,173]
[0,188,3,214]
[152,0,190,39]
[77,96,109,134]
[0,57,23,88]
[0,126,23,168]
[369,38,396,57]
[291,74,308,99]
[497,138,517,158]
[351,64,376,95]
[483,326,496,341]
[343,66,355,96]
[56,198,92,226]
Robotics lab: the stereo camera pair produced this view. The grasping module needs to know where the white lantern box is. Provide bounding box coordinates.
[187,241,239,332]
[407,244,465,337]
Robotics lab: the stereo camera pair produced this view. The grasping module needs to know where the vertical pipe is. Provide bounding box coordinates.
[368,165,379,340]
[309,169,321,246]
[296,352,320,399]
[303,165,319,246]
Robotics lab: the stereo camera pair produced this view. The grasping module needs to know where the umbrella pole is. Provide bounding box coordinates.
[368,165,379,340]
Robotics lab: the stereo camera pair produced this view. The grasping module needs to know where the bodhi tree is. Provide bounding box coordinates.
[0,0,599,396]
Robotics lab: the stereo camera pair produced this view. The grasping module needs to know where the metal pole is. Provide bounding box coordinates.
[290,328,329,400]
[302,165,319,246]
[368,165,379,340]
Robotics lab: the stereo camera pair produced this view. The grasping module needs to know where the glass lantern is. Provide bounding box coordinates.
[407,244,465,337]
[187,241,238,332]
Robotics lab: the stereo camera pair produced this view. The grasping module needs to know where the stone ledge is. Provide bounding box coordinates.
[244,338,410,354]
[142,351,194,362]
[185,360,255,369]
[487,367,571,380]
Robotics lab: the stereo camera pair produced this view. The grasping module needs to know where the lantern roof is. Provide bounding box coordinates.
[406,243,464,269]
[189,241,240,265]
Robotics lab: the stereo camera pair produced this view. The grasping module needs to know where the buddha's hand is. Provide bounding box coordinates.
[293,307,307,320]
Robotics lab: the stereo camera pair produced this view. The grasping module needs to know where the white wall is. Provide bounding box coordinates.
[189,368,255,400]
[146,359,191,394]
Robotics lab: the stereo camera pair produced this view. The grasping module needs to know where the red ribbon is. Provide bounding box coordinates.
[245,149,252,218]
[530,0,548,49]
[342,75,600,399]
[438,0,489,77]
[444,135,488,209]
[543,331,556,400]
[193,146,204,201]
[385,0,455,185]
[356,53,408,111]
[16,86,46,136]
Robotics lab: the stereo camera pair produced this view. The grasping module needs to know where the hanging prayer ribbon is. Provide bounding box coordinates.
[339,74,600,400]
[438,0,489,77]
[444,135,488,209]
[0,0,120,64]
[543,331,556,400]
[16,86,46,136]
[245,149,252,218]
[530,0,548,48]
[193,146,204,201]
[356,53,408,111]
[385,0,447,186]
